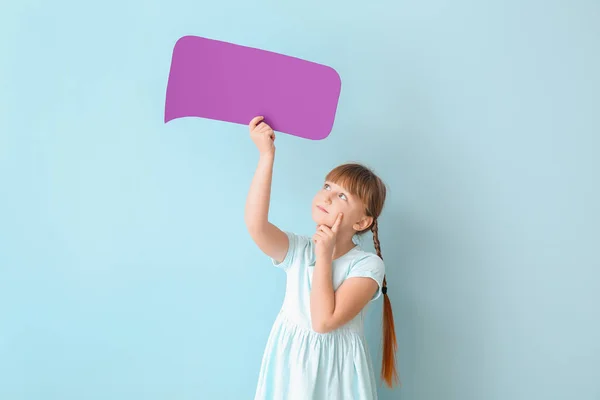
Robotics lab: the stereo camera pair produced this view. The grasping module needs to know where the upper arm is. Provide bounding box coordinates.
[247,221,289,264]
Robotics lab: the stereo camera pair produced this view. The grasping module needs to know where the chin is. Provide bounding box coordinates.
[312,209,327,225]
[311,209,330,226]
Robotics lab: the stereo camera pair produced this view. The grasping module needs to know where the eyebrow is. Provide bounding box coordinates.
[326,181,352,200]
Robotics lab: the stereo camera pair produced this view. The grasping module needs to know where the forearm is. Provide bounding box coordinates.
[310,255,335,333]
[245,152,275,232]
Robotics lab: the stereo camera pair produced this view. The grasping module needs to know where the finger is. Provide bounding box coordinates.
[260,125,273,134]
[263,130,275,140]
[332,213,343,232]
[314,231,326,240]
[249,116,264,129]
[320,224,334,234]
[318,228,330,238]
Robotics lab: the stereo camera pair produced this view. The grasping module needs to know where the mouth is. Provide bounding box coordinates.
[317,206,329,214]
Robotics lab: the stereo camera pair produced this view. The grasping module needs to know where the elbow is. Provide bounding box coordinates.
[244,212,256,230]
[244,206,259,227]
[245,219,265,236]
[311,318,333,334]
[245,219,255,234]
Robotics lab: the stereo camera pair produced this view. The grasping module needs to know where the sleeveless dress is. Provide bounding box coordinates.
[254,231,386,400]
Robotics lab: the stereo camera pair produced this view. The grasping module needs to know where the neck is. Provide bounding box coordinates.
[332,232,357,260]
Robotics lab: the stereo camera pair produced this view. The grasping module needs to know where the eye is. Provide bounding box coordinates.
[339,193,348,201]
[324,183,331,190]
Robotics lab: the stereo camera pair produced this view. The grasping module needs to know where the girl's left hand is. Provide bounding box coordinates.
[313,213,343,259]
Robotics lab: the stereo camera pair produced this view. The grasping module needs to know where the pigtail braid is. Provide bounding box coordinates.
[372,219,399,387]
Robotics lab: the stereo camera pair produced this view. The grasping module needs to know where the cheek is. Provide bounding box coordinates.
[341,209,359,226]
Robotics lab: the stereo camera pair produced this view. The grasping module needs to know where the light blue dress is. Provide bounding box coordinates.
[254,231,386,400]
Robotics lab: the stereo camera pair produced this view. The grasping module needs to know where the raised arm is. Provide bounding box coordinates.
[244,116,289,263]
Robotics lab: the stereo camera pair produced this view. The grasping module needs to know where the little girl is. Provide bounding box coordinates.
[245,116,399,399]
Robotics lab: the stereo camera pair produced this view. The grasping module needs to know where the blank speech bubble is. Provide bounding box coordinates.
[164,36,342,140]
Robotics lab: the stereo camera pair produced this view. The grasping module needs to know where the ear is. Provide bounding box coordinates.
[353,215,374,232]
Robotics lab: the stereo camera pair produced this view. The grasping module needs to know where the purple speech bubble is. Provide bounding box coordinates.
[164,36,342,140]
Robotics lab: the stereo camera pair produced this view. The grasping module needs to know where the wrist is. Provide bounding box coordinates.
[316,251,333,264]
[259,150,275,159]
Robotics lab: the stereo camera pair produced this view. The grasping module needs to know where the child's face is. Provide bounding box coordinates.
[311,180,371,234]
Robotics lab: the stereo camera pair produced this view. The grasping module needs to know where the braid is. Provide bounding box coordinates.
[371,219,388,289]
[371,219,400,387]
[371,219,382,259]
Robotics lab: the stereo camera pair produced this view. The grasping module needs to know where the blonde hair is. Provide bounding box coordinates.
[325,163,400,388]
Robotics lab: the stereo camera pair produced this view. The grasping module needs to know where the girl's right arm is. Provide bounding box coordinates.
[244,116,289,264]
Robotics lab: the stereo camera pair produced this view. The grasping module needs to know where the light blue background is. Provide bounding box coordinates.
[1,0,599,399]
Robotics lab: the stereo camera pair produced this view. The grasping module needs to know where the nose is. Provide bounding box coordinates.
[323,195,332,204]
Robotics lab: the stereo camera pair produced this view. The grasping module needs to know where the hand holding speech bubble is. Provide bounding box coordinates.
[164,36,342,140]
